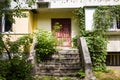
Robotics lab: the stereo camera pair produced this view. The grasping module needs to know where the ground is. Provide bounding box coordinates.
[95,67,120,80]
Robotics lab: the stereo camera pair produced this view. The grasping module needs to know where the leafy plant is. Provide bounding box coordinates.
[0,55,33,80]
[16,35,33,54]
[75,69,85,78]
[0,0,34,80]
[62,77,74,80]
[0,35,33,80]
[74,6,120,71]
[74,7,113,71]
[41,76,57,80]
[35,30,57,62]
[72,35,79,48]
[52,22,64,46]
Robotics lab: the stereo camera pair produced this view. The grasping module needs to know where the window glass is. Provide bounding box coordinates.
[116,17,120,29]
[5,14,12,32]
[0,17,2,32]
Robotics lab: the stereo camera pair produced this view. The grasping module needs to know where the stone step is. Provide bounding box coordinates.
[41,58,80,62]
[36,49,81,77]
[39,65,81,70]
[58,50,79,54]
[37,72,76,76]
[37,70,79,76]
[52,54,80,59]
[39,60,80,65]
[39,62,81,66]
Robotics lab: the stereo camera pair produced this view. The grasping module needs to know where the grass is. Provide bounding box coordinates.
[95,70,120,80]
[33,76,79,80]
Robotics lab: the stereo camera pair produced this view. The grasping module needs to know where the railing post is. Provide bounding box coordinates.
[78,37,96,80]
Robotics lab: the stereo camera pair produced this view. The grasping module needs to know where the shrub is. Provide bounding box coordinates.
[35,30,57,62]
[15,35,33,54]
[0,35,33,80]
[0,54,33,80]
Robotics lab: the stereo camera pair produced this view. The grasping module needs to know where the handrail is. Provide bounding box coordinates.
[78,37,96,80]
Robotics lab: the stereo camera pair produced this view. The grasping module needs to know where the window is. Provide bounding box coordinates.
[116,17,120,29]
[110,17,120,30]
[0,14,12,32]
[4,14,12,32]
[0,17,2,32]
[106,52,120,66]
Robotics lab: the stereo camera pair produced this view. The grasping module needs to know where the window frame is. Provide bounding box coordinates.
[109,17,120,31]
[1,14,13,33]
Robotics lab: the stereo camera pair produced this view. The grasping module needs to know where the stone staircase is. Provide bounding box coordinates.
[36,49,81,76]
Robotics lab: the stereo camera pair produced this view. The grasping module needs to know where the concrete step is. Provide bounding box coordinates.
[39,64,81,70]
[36,49,81,77]
[37,69,79,76]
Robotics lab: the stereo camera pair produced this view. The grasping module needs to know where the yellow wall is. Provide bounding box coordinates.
[35,11,79,38]
[28,11,37,33]
[5,11,32,41]
[28,11,33,33]
[33,14,37,32]
[13,11,29,33]
[12,10,79,40]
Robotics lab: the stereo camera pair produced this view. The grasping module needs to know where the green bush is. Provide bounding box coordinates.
[15,35,33,54]
[35,30,57,62]
[0,35,33,80]
[0,55,33,80]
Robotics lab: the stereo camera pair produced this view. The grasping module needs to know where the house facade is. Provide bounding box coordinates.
[1,0,120,66]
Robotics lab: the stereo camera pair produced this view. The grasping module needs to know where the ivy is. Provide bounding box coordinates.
[74,6,120,71]
[74,8,85,36]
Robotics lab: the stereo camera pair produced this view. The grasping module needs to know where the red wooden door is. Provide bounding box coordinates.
[51,18,71,47]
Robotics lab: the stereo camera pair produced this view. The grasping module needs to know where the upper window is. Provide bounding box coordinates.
[0,14,13,33]
[4,14,12,32]
[110,17,120,30]
[0,17,2,32]
[116,17,120,29]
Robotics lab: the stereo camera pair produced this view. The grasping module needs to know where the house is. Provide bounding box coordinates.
[1,0,120,66]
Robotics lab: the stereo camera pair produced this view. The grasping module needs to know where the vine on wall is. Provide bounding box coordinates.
[74,6,120,71]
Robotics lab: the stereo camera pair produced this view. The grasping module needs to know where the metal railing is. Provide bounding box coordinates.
[106,53,120,66]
